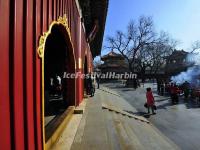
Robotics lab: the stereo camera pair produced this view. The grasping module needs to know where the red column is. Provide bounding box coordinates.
[75,16,84,106]
[0,1,11,149]
[35,0,43,149]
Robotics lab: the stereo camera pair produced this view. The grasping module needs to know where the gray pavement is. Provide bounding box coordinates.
[70,86,179,150]
[103,82,200,150]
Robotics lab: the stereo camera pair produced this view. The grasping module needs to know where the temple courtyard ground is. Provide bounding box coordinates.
[51,81,200,150]
[103,81,200,150]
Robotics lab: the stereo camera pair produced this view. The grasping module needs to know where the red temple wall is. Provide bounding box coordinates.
[0,0,92,149]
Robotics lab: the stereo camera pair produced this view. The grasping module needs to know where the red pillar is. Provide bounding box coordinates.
[75,17,84,106]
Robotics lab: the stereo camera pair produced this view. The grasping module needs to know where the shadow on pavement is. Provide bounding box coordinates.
[124,110,151,118]
[122,89,136,92]
[155,97,171,102]
[156,101,174,110]
[185,99,200,109]
[155,95,200,110]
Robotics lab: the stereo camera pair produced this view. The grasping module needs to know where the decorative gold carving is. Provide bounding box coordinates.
[37,14,72,58]
[37,33,46,58]
[37,14,76,150]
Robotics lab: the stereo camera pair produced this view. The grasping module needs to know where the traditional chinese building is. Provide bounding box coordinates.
[165,50,193,76]
[99,51,129,74]
[0,0,108,149]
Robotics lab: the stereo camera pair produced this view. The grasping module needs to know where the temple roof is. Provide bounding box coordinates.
[101,51,124,61]
[99,63,128,69]
[166,50,188,59]
[78,0,109,57]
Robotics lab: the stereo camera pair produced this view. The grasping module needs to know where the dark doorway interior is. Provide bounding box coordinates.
[44,24,69,122]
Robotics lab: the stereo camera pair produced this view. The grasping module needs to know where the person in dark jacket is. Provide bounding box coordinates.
[96,74,100,89]
[160,81,164,96]
[86,74,94,97]
[182,81,190,99]
[171,84,180,104]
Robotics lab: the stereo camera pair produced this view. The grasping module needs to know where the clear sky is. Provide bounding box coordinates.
[101,0,200,56]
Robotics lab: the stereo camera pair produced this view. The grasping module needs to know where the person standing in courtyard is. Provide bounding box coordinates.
[171,83,180,104]
[160,81,165,96]
[146,87,156,114]
[182,81,190,99]
[96,74,100,89]
[86,74,94,97]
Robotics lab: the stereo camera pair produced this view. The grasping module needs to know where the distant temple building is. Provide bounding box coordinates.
[99,50,195,82]
[165,50,193,76]
[99,51,129,74]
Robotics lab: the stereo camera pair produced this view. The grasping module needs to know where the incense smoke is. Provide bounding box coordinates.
[171,53,200,86]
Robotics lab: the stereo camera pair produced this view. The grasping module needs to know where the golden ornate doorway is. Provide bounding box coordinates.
[37,15,76,149]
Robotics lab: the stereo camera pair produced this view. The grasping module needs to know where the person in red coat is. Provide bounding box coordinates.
[146,87,156,114]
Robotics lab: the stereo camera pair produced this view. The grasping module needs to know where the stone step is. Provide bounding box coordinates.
[102,103,149,123]
[72,91,110,150]
[111,111,136,150]
[117,113,145,150]
[70,108,88,150]
[103,109,121,150]
[103,107,148,150]
[126,115,179,150]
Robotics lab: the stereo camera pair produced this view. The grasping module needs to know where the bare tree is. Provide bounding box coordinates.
[106,16,177,76]
[151,32,177,73]
[106,16,157,72]
[191,40,200,53]
[135,32,176,80]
